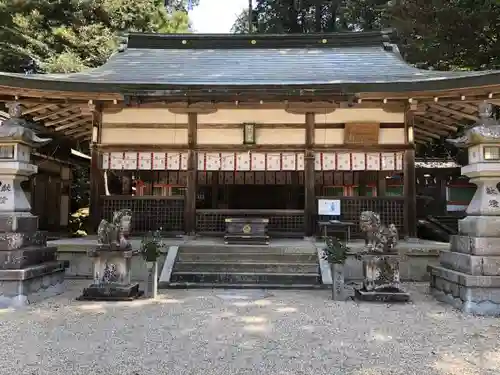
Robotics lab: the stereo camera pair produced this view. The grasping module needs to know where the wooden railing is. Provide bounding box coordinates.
[102,195,185,234]
[315,196,406,238]
[196,209,305,237]
[101,196,410,238]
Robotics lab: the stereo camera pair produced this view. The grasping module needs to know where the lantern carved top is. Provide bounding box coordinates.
[1,102,51,147]
[447,101,500,148]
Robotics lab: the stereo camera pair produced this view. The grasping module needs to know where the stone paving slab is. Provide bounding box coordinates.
[0,281,499,375]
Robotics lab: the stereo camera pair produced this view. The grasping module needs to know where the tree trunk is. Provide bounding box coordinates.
[329,0,340,31]
[315,0,322,32]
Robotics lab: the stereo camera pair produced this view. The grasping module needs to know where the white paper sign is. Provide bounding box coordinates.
[318,199,341,216]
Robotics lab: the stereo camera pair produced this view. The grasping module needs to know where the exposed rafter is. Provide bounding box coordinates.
[45,112,84,127]
[414,121,448,136]
[428,103,479,122]
[33,105,80,121]
[414,116,458,132]
[22,103,57,115]
[414,127,440,140]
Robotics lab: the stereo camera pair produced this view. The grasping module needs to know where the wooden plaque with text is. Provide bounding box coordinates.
[344,123,379,145]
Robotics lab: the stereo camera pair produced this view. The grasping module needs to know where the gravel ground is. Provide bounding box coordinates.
[1,281,500,375]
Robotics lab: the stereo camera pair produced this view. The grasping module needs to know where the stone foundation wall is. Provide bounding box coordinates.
[58,250,167,282]
[344,249,439,282]
[57,246,437,282]
[430,268,500,316]
[0,269,65,308]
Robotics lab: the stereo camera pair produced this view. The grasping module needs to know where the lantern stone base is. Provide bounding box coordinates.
[429,265,500,316]
[0,261,66,308]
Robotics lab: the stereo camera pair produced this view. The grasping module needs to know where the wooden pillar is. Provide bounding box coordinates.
[377,172,387,197]
[211,171,218,209]
[404,109,417,237]
[89,103,105,233]
[59,166,72,229]
[185,112,198,235]
[438,172,448,214]
[304,112,315,237]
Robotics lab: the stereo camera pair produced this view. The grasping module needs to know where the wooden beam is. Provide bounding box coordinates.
[33,105,80,121]
[55,118,88,132]
[414,121,449,136]
[313,143,411,151]
[74,130,92,138]
[94,143,414,153]
[285,102,337,114]
[358,86,500,101]
[304,112,315,237]
[60,118,91,134]
[456,103,478,113]
[0,85,121,101]
[428,103,479,122]
[414,127,441,139]
[415,115,458,132]
[22,103,57,115]
[414,134,433,143]
[185,112,198,235]
[45,112,83,127]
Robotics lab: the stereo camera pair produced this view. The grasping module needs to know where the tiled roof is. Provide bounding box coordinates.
[0,31,499,93]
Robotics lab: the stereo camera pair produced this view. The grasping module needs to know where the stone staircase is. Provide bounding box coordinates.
[168,243,322,289]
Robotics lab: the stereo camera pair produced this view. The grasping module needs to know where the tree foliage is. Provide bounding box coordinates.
[233,0,500,164]
[0,0,193,73]
[232,0,500,70]
[0,0,195,210]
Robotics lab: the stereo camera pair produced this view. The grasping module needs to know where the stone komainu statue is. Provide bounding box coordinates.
[359,211,398,253]
[97,209,132,250]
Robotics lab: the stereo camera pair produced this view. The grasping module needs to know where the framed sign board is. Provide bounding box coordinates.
[344,123,379,145]
[318,199,341,216]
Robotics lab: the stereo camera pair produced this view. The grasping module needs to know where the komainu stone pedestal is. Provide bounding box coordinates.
[0,105,67,308]
[355,211,409,302]
[78,209,143,301]
[429,102,500,316]
[78,247,143,301]
[355,254,410,302]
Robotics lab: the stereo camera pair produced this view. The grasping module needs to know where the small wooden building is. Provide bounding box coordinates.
[0,30,497,238]
[0,110,87,232]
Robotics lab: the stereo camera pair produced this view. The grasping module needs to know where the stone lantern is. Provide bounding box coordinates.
[0,102,66,308]
[429,101,500,315]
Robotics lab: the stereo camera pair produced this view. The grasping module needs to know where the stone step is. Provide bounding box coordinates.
[174,261,319,274]
[439,251,500,276]
[0,246,57,269]
[166,282,325,289]
[179,244,313,254]
[450,235,500,256]
[177,252,317,263]
[170,271,321,285]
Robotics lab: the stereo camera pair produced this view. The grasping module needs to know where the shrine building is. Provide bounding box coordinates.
[0,30,497,238]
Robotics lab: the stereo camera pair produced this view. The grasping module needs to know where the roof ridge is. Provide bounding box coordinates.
[125,29,396,50]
